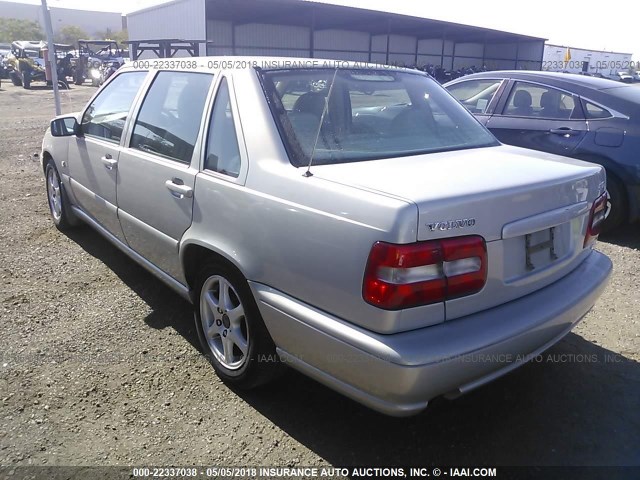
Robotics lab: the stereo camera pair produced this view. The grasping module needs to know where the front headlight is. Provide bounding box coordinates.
[90,69,101,79]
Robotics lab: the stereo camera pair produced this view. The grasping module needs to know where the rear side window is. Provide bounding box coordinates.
[583,101,612,119]
[204,78,242,178]
[130,71,213,163]
[446,79,502,114]
[81,71,147,143]
[503,82,577,119]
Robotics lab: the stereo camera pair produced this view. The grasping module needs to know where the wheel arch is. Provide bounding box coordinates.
[41,150,53,174]
[180,240,250,303]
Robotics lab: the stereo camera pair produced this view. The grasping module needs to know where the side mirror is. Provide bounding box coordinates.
[51,116,82,137]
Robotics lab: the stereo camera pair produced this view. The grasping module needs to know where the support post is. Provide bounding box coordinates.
[41,0,60,116]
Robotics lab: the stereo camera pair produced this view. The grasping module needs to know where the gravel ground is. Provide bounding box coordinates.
[0,81,639,470]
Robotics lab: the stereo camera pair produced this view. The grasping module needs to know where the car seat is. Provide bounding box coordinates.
[512,90,533,116]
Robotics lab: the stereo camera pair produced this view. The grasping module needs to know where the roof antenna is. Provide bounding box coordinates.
[304,68,339,178]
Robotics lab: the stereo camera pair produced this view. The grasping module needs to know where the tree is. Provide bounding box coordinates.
[93,28,128,50]
[54,25,88,46]
[0,18,44,43]
[111,29,128,46]
[94,28,114,41]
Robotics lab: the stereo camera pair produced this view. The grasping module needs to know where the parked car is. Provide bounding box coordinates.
[445,70,640,231]
[41,59,611,416]
[616,71,633,83]
[633,71,640,82]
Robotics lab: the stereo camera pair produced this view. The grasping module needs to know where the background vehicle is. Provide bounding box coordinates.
[75,40,126,86]
[445,70,640,231]
[616,71,633,83]
[0,42,10,80]
[5,40,71,89]
[5,40,46,88]
[54,44,76,83]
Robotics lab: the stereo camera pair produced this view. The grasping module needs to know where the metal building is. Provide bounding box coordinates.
[126,0,546,70]
[543,43,633,78]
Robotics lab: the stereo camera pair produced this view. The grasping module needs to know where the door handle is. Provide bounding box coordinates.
[165,179,193,199]
[100,154,118,170]
[549,128,580,137]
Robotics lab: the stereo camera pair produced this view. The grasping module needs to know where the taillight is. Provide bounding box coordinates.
[584,192,608,248]
[363,235,487,310]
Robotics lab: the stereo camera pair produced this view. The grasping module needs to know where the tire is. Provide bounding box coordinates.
[194,261,283,389]
[602,173,627,233]
[45,161,77,231]
[9,70,22,86]
[22,70,31,89]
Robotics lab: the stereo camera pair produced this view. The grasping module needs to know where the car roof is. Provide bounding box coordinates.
[12,40,47,50]
[120,56,423,76]
[445,69,640,115]
[79,40,119,45]
[447,70,626,91]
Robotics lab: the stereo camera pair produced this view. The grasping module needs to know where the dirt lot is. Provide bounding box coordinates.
[0,81,639,471]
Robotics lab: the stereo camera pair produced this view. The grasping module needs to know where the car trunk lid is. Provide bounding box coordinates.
[312,145,606,319]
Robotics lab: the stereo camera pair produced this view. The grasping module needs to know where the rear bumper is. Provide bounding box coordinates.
[251,250,612,416]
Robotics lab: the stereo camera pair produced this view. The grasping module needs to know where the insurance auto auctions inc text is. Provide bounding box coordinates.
[255,466,498,477]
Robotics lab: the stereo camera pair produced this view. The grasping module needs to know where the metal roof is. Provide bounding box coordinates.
[128,0,547,44]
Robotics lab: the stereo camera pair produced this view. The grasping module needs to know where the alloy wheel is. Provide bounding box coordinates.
[199,275,250,370]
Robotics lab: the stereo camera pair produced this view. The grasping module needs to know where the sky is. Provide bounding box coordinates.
[10,0,639,57]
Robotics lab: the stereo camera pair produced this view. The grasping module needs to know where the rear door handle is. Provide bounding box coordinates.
[165,179,193,199]
[100,154,118,170]
[549,128,580,137]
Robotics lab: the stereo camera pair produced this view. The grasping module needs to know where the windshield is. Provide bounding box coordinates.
[259,68,498,166]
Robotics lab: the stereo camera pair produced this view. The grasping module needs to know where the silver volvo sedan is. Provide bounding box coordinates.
[41,58,612,416]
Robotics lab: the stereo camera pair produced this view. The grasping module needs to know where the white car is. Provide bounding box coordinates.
[41,58,612,416]
[616,71,633,83]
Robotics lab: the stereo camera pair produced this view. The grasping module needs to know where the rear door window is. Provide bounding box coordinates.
[502,82,577,119]
[130,71,214,163]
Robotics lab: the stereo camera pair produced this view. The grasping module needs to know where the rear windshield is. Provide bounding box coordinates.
[259,68,498,166]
